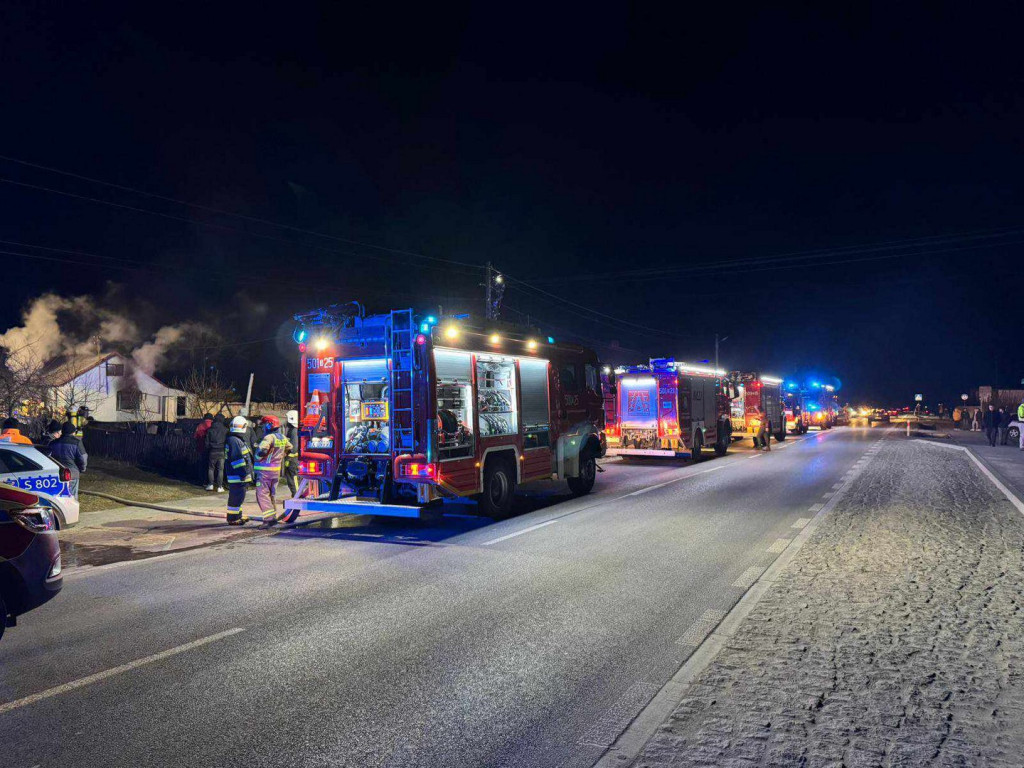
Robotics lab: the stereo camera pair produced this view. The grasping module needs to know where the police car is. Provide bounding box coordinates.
[0,443,80,528]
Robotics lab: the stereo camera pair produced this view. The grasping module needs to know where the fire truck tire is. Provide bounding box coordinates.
[690,432,704,463]
[479,458,516,518]
[774,428,787,442]
[567,446,597,496]
[714,434,729,456]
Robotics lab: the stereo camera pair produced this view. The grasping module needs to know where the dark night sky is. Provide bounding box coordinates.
[2,2,1022,404]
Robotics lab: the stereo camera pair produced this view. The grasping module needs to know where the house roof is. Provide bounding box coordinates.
[40,352,118,386]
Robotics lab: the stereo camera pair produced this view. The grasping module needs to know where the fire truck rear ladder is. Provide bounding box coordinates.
[388,308,415,456]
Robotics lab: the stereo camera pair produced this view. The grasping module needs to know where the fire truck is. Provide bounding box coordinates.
[728,372,787,442]
[284,304,606,520]
[784,389,807,434]
[606,359,733,459]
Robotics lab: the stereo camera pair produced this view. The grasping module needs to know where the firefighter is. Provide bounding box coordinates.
[224,416,253,525]
[253,415,293,524]
[755,405,771,451]
[1018,397,1024,450]
[282,410,300,497]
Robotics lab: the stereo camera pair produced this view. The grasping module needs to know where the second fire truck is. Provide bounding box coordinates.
[728,371,787,443]
[605,359,733,459]
[284,304,606,520]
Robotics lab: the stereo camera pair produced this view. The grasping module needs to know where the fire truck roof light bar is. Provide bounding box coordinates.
[761,375,784,385]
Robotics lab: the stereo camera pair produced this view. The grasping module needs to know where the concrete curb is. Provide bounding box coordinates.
[591,433,888,767]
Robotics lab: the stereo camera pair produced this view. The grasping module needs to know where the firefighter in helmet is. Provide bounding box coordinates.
[224,416,253,525]
[282,410,300,497]
[253,415,293,524]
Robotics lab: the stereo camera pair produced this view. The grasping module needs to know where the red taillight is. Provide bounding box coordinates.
[300,460,321,475]
[59,466,72,483]
[398,462,435,479]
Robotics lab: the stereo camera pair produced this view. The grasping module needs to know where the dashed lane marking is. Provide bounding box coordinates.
[808,503,824,513]
[0,628,245,715]
[677,609,728,646]
[732,566,765,589]
[831,482,844,490]
[577,681,661,747]
[482,518,558,545]
[791,517,812,529]
[766,538,791,553]
[822,492,834,499]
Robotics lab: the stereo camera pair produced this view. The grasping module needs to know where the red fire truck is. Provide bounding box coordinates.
[606,359,733,459]
[728,372,787,442]
[284,304,606,520]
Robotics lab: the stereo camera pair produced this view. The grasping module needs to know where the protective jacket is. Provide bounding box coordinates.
[224,435,253,484]
[254,430,292,475]
[1018,403,1024,421]
[283,424,299,470]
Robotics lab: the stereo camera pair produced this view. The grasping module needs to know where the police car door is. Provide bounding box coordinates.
[0,447,64,497]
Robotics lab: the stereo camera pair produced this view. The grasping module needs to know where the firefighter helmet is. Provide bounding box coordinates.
[260,415,280,430]
[285,410,298,428]
[230,416,248,434]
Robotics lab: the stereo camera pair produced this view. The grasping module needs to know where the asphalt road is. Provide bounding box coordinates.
[1,428,879,767]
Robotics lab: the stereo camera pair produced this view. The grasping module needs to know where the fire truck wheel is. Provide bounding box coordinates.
[479,458,516,518]
[567,446,597,496]
[774,428,787,442]
[690,432,704,463]
[714,435,728,456]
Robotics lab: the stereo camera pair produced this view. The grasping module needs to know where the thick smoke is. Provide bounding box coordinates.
[0,294,203,377]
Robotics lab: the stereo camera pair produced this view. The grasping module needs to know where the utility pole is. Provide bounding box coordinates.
[715,334,728,373]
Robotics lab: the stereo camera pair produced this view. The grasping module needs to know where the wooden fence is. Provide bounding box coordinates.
[84,429,200,476]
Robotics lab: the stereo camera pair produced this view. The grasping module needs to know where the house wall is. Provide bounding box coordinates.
[49,354,188,423]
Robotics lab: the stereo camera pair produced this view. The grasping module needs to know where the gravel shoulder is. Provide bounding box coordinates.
[631,436,1024,767]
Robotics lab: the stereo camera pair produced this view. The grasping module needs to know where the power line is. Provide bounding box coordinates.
[0,176,485,273]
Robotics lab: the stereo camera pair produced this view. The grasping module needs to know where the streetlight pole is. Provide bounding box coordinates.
[715,334,729,373]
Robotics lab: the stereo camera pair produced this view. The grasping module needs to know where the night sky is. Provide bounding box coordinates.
[2,2,1022,405]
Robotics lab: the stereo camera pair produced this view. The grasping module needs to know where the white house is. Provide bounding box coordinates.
[41,352,188,423]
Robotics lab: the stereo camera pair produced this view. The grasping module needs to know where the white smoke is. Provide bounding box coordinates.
[0,294,203,378]
[132,323,203,376]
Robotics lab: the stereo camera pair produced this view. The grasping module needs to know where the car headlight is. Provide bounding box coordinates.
[11,505,56,533]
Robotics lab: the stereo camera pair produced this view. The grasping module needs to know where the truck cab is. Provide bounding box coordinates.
[286,305,606,520]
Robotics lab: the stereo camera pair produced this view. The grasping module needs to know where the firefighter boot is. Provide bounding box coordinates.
[226,512,249,526]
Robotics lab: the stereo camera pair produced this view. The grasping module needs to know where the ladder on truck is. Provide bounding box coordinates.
[388,309,416,456]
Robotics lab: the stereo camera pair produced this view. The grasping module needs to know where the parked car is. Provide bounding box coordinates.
[0,443,80,528]
[0,482,63,641]
[1008,419,1022,444]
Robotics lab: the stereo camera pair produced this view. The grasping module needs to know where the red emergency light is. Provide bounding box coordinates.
[399,462,435,479]
[300,460,321,475]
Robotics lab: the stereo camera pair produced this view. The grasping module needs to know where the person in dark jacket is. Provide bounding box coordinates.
[282,410,299,497]
[194,413,213,483]
[48,423,88,481]
[1000,407,1015,445]
[224,416,253,525]
[43,420,62,448]
[204,414,229,492]
[983,404,1000,446]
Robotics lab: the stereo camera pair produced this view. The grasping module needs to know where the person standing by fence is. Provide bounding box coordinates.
[204,414,228,492]
[194,413,213,484]
[47,423,88,482]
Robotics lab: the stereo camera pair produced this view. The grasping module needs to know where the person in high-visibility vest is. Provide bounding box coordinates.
[253,415,293,524]
[224,416,253,525]
[1018,399,1024,450]
[282,410,300,497]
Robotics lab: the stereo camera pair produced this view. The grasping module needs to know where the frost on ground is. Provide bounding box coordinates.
[633,439,1024,767]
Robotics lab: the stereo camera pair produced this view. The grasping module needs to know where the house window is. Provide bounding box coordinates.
[176,396,187,418]
[117,390,142,411]
[106,363,125,377]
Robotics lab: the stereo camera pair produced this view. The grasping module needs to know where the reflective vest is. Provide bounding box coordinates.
[254,432,291,474]
[224,435,253,484]
[1018,403,1024,421]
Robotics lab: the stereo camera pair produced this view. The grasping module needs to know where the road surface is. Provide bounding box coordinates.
[1,428,879,767]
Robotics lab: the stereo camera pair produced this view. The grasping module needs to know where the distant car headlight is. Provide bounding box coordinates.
[10,505,56,533]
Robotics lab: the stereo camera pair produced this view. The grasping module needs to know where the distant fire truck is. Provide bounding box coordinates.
[728,372,787,442]
[787,383,837,432]
[284,304,606,520]
[606,359,733,459]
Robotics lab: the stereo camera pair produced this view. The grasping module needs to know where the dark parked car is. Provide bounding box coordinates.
[0,481,63,641]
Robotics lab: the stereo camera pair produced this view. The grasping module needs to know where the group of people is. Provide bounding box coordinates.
[0,411,89,481]
[954,401,1024,448]
[193,411,299,526]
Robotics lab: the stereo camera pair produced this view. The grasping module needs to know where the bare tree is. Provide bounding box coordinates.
[174,366,236,418]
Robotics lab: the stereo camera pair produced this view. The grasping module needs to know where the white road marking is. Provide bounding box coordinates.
[0,628,245,715]
[822,492,834,499]
[831,482,844,490]
[791,517,812,529]
[677,609,728,646]
[808,503,824,513]
[766,538,791,553]
[733,566,765,589]
[626,463,727,497]
[482,518,558,545]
